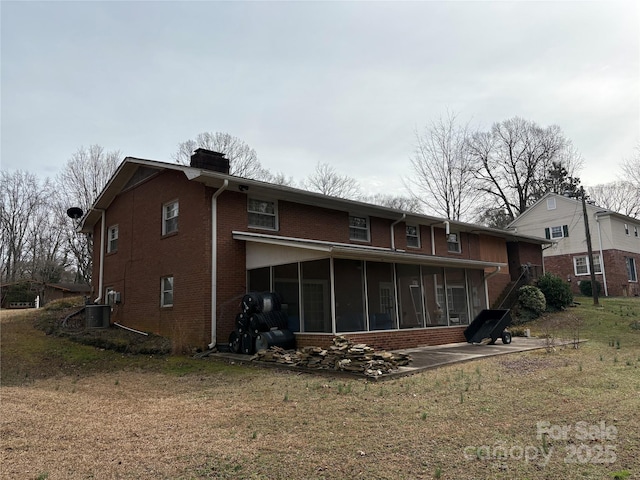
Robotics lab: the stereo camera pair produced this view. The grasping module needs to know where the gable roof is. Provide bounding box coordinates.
[508,192,640,229]
[80,156,549,245]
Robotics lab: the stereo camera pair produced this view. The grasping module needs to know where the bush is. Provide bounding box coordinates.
[536,273,573,311]
[579,280,601,297]
[514,285,546,323]
[518,285,546,314]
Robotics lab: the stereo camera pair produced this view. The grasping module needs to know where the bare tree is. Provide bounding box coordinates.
[55,145,121,283]
[468,117,581,222]
[620,145,640,188]
[364,194,422,213]
[0,171,49,282]
[24,186,69,284]
[406,112,479,220]
[173,132,268,178]
[587,181,640,218]
[301,162,361,200]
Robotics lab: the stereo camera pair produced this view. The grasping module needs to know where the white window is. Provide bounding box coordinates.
[349,215,370,242]
[624,223,630,235]
[447,233,461,253]
[161,276,174,307]
[573,255,602,276]
[107,225,118,253]
[163,200,179,235]
[546,225,568,239]
[406,225,420,248]
[546,198,556,210]
[248,198,277,230]
[626,257,637,282]
[635,226,638,238]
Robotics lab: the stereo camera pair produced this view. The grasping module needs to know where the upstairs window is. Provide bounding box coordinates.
[163,200,179,235]
[447,233,461,253]
[545,225,569,239]
[349,215,370,242]
[406,224,420,248]
[107,225,118,253]
[635,226,639,238]
[624,223,630,236]
[546,198,556,210]
[248,198,277,230]
[161,276,174,307]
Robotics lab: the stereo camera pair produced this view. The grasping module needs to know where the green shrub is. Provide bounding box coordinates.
[517,285,546,315]
[536,273,573,311]
[579,279,601,297]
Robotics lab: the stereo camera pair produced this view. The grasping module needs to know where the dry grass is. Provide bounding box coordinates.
[1,300,639,479]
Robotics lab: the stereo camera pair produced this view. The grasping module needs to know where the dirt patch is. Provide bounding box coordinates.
[498,355,565,375]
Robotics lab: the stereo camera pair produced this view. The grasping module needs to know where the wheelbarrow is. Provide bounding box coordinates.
[464,309,512,345]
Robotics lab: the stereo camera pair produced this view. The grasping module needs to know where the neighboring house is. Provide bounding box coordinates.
[508,192,640,297]
[0,281,90,308]
[43,283,92,305]
[79,149,547,351]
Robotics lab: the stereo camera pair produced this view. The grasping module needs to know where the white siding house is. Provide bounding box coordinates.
[509,193,640,297]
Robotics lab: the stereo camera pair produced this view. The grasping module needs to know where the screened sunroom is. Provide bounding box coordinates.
[235,232,504,335]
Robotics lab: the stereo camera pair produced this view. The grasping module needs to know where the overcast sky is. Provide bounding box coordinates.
[2,1,638,196]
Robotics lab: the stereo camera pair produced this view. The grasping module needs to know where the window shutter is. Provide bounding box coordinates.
[563,225,569,237]
[545,228,550,239]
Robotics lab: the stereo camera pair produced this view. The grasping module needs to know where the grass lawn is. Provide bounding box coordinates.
[1,296,639,479]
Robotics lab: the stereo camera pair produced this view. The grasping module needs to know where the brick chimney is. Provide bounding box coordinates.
[190,148,230,174]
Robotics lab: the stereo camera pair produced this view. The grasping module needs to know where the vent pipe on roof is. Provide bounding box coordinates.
[190,149,230,174]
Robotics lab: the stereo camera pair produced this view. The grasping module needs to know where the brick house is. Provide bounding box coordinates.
[508,192,640,297]
[79,150,547,351]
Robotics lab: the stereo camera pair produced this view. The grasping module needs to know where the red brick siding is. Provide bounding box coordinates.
[544,249,640,297]
[94,172,542,350]
[94,170,212,348]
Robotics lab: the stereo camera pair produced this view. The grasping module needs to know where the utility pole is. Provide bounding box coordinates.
[580,187,599,306]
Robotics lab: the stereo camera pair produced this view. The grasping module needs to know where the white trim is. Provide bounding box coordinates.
[232,231,506,270]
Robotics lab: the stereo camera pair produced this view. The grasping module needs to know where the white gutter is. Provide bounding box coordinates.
[390,213,406,250]
[209,180,229,349]
[595,212,609,296]
[94,209,106,303]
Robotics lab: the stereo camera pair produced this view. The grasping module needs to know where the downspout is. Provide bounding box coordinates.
[483,266,501,308]
[595,212,609,296]
[431,225,436,255]
[431,220,450,255]
[390,213,406,250]
[209,179,229,349]
[94,209,106,303]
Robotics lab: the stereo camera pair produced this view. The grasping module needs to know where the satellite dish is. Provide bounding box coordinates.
[66,207,84,220]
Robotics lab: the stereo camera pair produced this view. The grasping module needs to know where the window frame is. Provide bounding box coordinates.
[107,225,118,253]
[626,257,637,282]
[247,197,278,231]
[349,215,370,242]
[161,276,174,307]
[447,233,461,253]
[546,198,556,210]
[162,200,179,236]
[573,254,602,276]
[550,226,564,239]
[634,226,638,238]
[406,224,420,249]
